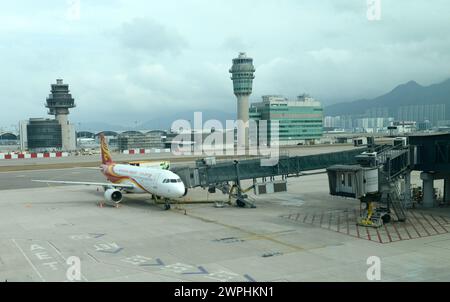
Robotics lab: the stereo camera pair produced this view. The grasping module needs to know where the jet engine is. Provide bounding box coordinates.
[183,187,188,197]
[104,189,123,204]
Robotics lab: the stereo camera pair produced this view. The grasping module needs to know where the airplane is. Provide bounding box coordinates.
[33,133,187,210]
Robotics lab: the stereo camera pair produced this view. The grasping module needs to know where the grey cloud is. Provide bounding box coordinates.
[222,36,249,51]
[118,18,188,55]
[1,1,450,128]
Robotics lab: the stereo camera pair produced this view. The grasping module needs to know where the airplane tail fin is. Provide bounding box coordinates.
[99,133,114,165]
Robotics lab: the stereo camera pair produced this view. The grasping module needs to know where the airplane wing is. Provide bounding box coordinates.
[32,180,135,189]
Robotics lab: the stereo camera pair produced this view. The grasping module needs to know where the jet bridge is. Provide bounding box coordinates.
[171,148,367,207]
[327,140,412,227]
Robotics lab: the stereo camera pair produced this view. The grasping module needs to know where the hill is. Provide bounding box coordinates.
[324,78,450,119]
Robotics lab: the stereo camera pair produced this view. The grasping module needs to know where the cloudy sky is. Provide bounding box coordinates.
[1,0,449,129]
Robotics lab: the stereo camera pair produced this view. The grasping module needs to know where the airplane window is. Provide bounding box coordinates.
[163,179,169,183]
[170,179,177,183]
[177,179,182,182]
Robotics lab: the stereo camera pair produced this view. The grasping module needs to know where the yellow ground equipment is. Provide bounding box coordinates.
[357,201,391,228]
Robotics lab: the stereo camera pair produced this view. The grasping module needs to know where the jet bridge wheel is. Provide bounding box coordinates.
[236,199,246,208]
[382,214,391,224]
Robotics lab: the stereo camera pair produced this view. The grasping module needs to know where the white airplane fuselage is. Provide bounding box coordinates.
[101,163,186,199]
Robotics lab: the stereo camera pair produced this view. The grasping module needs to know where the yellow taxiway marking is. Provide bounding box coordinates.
[174,209,305,252]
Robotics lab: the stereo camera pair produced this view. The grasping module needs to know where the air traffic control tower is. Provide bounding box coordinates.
[45,79,77,151]
[230,52,255,147]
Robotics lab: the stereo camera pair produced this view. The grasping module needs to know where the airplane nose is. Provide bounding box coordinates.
[177,184,186,197]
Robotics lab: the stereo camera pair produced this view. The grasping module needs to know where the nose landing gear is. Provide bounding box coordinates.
[152,194,172,211]
[164,199,171,211]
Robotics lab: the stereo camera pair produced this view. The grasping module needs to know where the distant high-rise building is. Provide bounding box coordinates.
[365,107,389,118]
[229,52,255,147]
[397,104,446,126]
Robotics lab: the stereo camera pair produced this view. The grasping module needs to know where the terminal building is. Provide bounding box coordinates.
[249,94,323,145]
[20,119,62,151]
[20,79,77,152]
[0,132,18,146]
[117,130,167,151]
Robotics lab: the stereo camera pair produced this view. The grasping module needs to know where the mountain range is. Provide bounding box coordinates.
[324,78,450,118]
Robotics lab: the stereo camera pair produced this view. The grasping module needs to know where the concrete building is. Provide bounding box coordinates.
[229,52,255,147]
[19,79,77,151]
[165,129,235,152]
[391,121,417,134]
[21,119,62,151]
[118,130,167,151]
[324,116,342,129]
[249,94,323,145]
[354,117,395,133]
[417,120,432,131]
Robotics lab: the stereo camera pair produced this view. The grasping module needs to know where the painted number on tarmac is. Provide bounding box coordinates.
[121,255,153,266]
[161,263,195,274]
[204,270,240,282]
[94,242,123,254]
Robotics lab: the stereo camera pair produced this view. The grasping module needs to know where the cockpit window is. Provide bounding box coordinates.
[163,178,182,183]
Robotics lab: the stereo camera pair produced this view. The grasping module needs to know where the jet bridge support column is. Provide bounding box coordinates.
[404,171,412,208]
[444,175,450,203]
[421,172,435,208]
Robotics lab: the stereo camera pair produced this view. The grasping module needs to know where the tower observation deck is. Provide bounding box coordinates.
[46,79,76,116]
[45,79,76,151]
[229,52,255,147]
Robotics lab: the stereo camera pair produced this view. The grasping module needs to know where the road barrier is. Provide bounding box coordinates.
[122,148,171,155]
[0,152,69,160]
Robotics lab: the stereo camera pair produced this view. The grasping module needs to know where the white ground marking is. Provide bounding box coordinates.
[11,238,45,282]
[47,241,89,282]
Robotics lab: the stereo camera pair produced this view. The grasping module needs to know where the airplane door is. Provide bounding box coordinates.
[153,172,164,193]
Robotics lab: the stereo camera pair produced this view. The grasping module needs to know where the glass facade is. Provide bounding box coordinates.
[249,96,323,145]
[27,119,62,150]
[118,131,167,151]
[229,53,255,96]
[46,79,75,115]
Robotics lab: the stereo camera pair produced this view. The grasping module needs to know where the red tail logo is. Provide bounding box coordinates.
[99,133,113,165]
